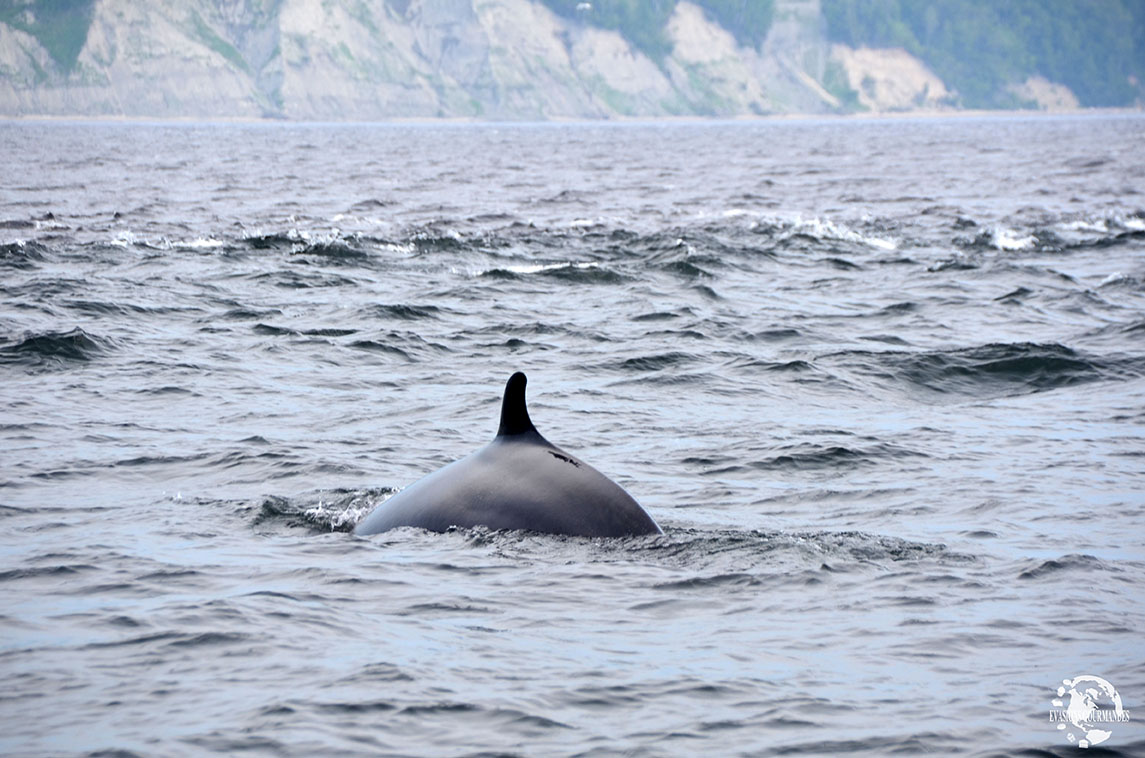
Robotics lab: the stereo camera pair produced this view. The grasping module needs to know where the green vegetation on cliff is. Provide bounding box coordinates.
[822,0,1145,107]
[540,0,677,59]
[690,0,775,49]
[539,0,774,59]
[0,0,95,72]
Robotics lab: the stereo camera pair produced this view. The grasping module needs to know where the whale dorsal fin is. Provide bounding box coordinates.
[497,371,537,437]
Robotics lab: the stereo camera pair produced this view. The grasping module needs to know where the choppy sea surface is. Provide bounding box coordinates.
[2,115,1144,757]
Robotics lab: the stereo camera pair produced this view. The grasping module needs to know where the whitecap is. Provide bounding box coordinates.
[109,230,139,248]
[184,237,224,249]
[788,216,898,251]
[499,260,600,275]
[991,228,1037,251]
[468,260,601,277]
[303,499,375,531]
[1059,219,1109,233]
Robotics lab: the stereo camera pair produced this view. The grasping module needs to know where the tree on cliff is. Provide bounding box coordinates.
[822,0,1145,107]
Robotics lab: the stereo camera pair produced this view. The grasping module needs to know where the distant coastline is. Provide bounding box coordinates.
[3,107,1141,126]
[3,0,1141,122]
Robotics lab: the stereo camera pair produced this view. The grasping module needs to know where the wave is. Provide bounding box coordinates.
[289,237,370,262]
[479,260,627,284]
[659,259,714,278]
[252,323,358,337]
[952,212,1145,254]
[539,262,627,284]
[253,269,362,289]
[410,229,469,253]
[589,527,958,572]
[746,442,929,472]
[0,240,50,268]
[0,564,100,582]
[0,218,36,230]
[927,251,981,271]
[828,342,1142,399]
[347,198,393,212]
[253,488,397,532]
[731,358,818,375]
[986,227,1039,251]
[360,303,444,321]
[0,327,112,366]
[345,329,449,361]
[609,351,698,372]
[768,215,899,252]
[217,214,903,276]
[1050,212,1145,250]
[242,232,296,250]
[631,309,690,322]
[65,299,191,317]
[347,339,413,360]
[215,306,283,321]
[14,207,1136,281]
[1017,553,1117,580]
[243,229,398,263]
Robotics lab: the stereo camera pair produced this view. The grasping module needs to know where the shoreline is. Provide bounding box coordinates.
[1,107,1141,127]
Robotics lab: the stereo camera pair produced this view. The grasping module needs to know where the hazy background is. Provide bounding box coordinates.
[2,0,1143,120]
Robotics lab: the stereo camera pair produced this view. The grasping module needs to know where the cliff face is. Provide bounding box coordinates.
[0,0,1078,119]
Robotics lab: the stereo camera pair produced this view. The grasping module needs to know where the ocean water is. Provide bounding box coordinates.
[1,115,1144,757]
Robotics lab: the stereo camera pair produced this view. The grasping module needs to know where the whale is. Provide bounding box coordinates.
[354,372,661,538]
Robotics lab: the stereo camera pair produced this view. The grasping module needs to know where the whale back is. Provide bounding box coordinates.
[354,373,661,538]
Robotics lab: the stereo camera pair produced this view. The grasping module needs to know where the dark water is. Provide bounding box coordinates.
[2,115,1144,757]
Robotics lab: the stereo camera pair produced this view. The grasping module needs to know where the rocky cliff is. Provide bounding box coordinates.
[0,0,1080,119]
